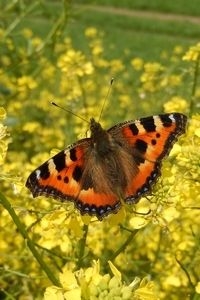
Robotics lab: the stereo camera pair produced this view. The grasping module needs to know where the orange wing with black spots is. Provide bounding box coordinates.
[26,137,121,219]
[108,113,187,203]
[26,140,88,200]
[26,113,187,220]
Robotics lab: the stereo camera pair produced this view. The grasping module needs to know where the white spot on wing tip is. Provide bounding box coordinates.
[48,158,56,171]
[169,114,175,122]
[36,170,41,179]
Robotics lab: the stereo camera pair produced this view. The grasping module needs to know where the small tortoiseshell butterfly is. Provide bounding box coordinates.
[26,113,187,220]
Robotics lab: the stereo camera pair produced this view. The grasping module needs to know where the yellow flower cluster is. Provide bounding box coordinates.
[131,58,144,71]
[44,260,158,300]
[58,49,94,77]
[33,207,83,253]
[140,62,165,92]
[177,115,200,180]
[163,96,189,113]
[183,42,200,61]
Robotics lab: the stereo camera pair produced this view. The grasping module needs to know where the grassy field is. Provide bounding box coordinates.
[68,4,200,60]
[11,1,200,62]
[75,0,200,16]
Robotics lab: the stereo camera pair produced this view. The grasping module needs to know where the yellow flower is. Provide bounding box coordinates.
[119,94,132,109]
[183,42,200,61]
[173,45,184,55]
[0,107,6,120]
[161,74,182,87]
[108,260,121,281]
[17,76,37,92]
[23,122,41,133]
[34,209,78,253]
[163,96,189,113]
[85,27,98,38]
[58,50,94,77]
[109,59,124,73]
[44,286,64,300]
[131,57,144,70]
[21,28,33,38]
[134,277,158,300]
[44,261,159,299]
[142,81,156,92]
[42,63,56,79]
[165,275,181,287]
[60,267,81,300]
[143,62,165,74]
[32,38,42,51]
[162,207,180,223]
[91,43,103,56]
[140,62,165,92]
[195,282,200,294]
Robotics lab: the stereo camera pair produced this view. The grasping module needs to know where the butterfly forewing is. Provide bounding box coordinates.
[26,139,89,199]
[109,113,187,203]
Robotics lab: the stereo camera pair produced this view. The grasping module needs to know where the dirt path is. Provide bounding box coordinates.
[78,4,200,25]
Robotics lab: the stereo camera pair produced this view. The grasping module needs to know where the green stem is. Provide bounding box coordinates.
[76,224,88,269]
[175,256,194,289]
[35,13,65,53]
[110,227,139,261]
[0,191,61,287]
[36,0,71,53]
[4,2,39,37]
[78,76,89,116]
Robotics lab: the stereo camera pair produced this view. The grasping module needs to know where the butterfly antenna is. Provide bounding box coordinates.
[50,101,90,124]
[98,78,114,122]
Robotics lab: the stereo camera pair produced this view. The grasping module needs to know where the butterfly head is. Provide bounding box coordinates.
[89,118,113,156]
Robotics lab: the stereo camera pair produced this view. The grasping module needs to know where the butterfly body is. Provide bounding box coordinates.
[26,113,187,220]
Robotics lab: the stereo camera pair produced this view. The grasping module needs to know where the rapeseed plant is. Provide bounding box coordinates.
[0,4,199,299]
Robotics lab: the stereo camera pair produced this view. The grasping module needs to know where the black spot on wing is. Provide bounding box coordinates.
[160,114,173,127]
[129,123,139,135]
[156,133,161,138]
[140,116,156,132]
[70,148,77,161]
[64,176,69,183]
[72,165,82,182]
[40,162,50,180]
[135,139,148,154]
[53,151,66,172]
[151,139,157,145]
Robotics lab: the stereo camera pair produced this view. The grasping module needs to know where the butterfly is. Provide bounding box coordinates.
[26,113,187,220]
